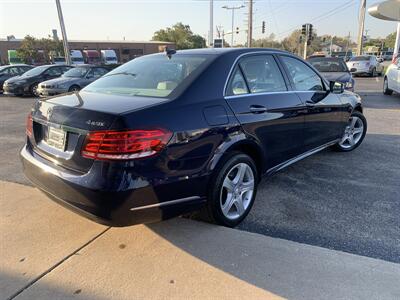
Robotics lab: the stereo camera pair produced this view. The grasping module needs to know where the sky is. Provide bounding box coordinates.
[0,0,395,45]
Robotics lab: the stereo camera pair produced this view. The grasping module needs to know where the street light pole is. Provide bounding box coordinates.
[55,0,71,65]
[209,0,214,47]
[356,0,366,56]
[222,5,245,47]
[247,0,253,47]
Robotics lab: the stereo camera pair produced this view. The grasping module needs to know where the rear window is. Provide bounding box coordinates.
[309,58,348,72]
[83,54,211,98]
[350,56,370,62]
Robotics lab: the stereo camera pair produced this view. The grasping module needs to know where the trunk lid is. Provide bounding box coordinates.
[30,91,167,173]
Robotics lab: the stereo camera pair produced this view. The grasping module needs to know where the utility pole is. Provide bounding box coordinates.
[356,0,366,56]
[209,0,214,47]
[303,36,308,59]
[330,36,334,56]
[222,5,245,47]
[247,0,253,47]
[55,0,71,65]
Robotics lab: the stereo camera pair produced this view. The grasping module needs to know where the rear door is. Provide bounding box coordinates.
[278,55,346,150]
[225,54,305,170]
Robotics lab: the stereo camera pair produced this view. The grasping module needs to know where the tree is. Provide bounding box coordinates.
[16,35,64,64]
[384,32,396,49]
[152,23,206,49]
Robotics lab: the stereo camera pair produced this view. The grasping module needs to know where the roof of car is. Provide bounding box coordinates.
[1,64,32,68]
[166,48,290,56]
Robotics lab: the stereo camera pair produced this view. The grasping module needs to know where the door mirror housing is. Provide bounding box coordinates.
[329,81,344,94]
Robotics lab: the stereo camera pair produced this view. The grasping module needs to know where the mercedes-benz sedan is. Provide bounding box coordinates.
[21,48,367,227]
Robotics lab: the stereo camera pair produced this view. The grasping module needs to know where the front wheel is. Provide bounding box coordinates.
[30,83,39,97]
[383,77,393,95]
[334,111,367,152]
[206,152,259,227]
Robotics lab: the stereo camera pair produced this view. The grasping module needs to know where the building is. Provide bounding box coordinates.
[0,39,175,64]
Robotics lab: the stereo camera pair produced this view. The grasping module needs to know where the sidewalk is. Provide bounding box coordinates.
[1,181,399,300]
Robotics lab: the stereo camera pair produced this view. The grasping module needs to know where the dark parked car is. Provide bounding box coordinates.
[37,65,109,97]
[21,48,367,227]
[3,64,73,96]
[308,57,355,91]
[0,64,33,92]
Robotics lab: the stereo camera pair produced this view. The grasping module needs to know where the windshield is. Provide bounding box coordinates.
[72,57,84,62]
[53,57,65,62]
[106,57,117,61]
[350,56,370,62]
[21,65,48,77]
[309,58,348,72]
[63,67,89,78]
[83,54,211,98]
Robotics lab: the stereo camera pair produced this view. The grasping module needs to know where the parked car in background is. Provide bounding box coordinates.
[0,64,33,92]
[3,64,73,96]
[383,58,400,95]
[70,50,85,65]
[52,57,66,65]
[101,50,118,65]
[382,51,394,61]
[8,50,23,65]
[21,48,367,228]
[83,50,101,65]
[37,65,109,97]
[308,57,355,91]
[346,55,384,77]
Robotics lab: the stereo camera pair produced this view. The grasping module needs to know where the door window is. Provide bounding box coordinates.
[281,56,324,91]
[93,68,108,77]
[45,67,62,76]
[239,55,287,93]
[226,67,249,96]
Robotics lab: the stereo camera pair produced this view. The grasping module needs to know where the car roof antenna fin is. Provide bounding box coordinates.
[164,46,176,60]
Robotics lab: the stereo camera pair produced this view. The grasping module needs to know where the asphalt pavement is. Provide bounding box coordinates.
[0,76,399,265]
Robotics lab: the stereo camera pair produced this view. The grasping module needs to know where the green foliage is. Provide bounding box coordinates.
[152,23,206,49]
[16,35,64,64]
[384,32,396,49]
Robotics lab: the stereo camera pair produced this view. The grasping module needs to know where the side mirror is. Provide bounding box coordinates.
[329,81,344,94]
[350,68,357,73]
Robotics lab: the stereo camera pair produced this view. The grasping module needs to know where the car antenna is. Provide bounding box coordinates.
[164,46,176,60]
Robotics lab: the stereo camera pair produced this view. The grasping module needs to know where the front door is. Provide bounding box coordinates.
[279,55,346,150]
[225,54,305,170]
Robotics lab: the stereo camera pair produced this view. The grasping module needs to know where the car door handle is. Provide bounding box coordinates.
[249,105,267,114]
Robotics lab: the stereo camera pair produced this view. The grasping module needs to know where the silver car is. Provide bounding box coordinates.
[346,55,384,77]
[37,65,109,97]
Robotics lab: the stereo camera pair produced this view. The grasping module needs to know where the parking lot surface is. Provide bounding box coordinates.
[0,76,399,265]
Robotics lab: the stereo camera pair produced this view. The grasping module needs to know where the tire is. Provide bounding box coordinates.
[370,68,376,77]
[29,83,39,97]
[334,111,367,152]
[204,151,259,227]
[68,85,80,92]
[383,77,393,95]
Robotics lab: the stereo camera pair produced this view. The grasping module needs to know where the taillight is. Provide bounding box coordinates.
[81,129,172,160]
[26,113,33,138]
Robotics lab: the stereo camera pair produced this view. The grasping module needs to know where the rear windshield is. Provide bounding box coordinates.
[83,54,211,98]
[350,56,370,62]
[309,58,348,72]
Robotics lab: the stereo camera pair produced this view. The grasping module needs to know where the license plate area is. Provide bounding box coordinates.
[46,127,66,151]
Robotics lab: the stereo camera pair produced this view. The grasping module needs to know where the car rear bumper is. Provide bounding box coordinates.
[20,145,207,226]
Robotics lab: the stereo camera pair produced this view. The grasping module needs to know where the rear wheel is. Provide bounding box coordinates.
[383,77,393,95]
[334,111,367,152]
[205,152,259,227]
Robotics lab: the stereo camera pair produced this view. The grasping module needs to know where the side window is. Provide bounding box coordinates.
[226,67,249,96]
[9,67,20,75]
[45,67,62,76]
[62,66,73,73]
[280,56,324,91]
[239,55,287,93]
[93,68,108,78]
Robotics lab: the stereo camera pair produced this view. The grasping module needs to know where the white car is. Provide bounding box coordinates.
[384,59,400,95]
[346,55,384,77]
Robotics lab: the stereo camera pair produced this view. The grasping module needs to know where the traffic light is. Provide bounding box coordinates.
[301,24,307,36]
[236,27,239,34]
[308,24,313,41]
[262,21,266,34]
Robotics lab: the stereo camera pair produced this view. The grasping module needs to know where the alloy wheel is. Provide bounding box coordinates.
[220,163,255,220]
[32,84,38,96]
[339,116,364,149]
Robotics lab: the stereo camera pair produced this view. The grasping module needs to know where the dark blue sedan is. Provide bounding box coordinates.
[307,57,355,91]
[21,48,367,227]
